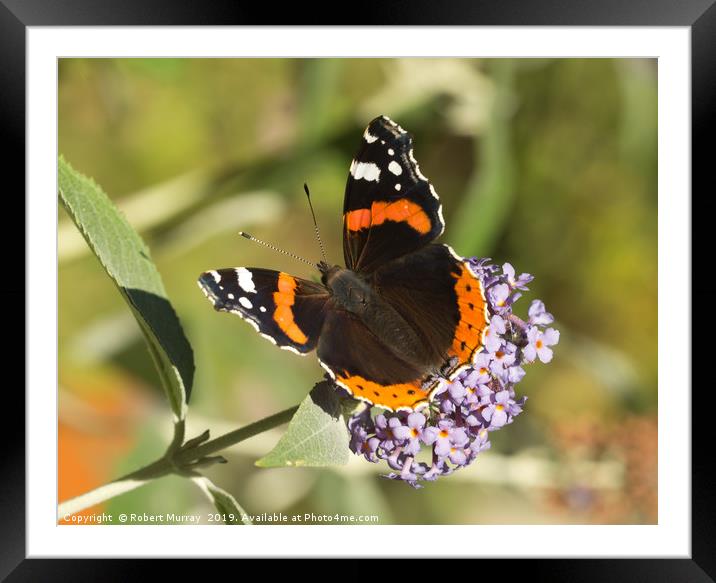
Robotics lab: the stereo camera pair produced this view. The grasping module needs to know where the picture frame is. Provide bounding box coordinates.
[7,0,711,576]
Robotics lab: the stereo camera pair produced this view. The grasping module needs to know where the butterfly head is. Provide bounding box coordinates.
[318,261,342,286]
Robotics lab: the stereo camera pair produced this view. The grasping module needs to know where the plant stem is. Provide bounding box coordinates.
[57,405,298,519]
[174,406,297,464]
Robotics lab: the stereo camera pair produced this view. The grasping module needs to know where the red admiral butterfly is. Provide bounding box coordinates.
[198,116,490,411]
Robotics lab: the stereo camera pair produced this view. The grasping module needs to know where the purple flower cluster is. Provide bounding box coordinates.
[347,259,559,487]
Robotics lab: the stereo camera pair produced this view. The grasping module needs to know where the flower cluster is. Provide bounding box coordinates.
[347,259,559,487]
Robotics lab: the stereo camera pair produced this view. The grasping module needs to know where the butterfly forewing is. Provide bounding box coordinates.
[342,116,445,273]
[198,267,328,355]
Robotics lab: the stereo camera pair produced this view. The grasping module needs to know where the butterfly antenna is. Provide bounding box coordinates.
[303,183,328,264]
[238,231,317,268]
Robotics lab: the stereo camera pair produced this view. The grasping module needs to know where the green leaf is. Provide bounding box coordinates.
[58,156,194,420]
[192,477,252,525]
[255,382,350,468]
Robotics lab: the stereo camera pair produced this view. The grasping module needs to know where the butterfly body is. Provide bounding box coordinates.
[199,116,490,411]
[320,263,429,367]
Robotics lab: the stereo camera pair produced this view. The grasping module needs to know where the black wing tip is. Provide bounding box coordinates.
[197,271,224,306]
[198,270,217,287]
[366,115,409,140]
[371,114,399,127]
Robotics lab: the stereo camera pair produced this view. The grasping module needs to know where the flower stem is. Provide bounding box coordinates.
[58,405,298,519]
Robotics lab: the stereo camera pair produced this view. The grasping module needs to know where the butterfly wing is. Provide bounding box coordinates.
[317,307,435,411]
[373,244,491,379]
[198,268,328,355]
[342,116,445,273]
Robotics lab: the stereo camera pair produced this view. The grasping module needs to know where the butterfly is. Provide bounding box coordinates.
[198,115,490,411]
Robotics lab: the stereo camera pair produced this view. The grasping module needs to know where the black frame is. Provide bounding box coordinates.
[5,0,712,577]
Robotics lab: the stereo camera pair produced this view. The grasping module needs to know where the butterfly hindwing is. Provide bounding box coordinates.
[374,244,490,378]
[316,307,435,411]
[343,116,445,272]
[198,268,328,354]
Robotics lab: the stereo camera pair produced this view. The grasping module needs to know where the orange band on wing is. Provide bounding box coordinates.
[273,273,308,344]
[335,373,430,411]
[449,264,489,363]
[346,208,372,231]
[345,198,432,235]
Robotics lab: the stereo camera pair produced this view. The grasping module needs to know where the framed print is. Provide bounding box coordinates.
[5,0,713,578]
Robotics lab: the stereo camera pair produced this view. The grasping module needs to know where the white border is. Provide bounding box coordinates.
[29,27,690,558]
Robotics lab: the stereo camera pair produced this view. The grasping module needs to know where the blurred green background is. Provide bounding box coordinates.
[58,58,657,525]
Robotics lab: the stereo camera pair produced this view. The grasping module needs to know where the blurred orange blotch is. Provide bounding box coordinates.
[58,370,152,525]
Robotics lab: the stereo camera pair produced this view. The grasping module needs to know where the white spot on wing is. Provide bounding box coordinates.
[388,148,394,156]
[239,297,253,309]
[227,293,234,300]
[236,267,256,293]
[350,160,381,182]
[363,128,378,143]
[210,270,221,283]
[395,183,401,191]
[259,306,267,313]
[388,161,403,176]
